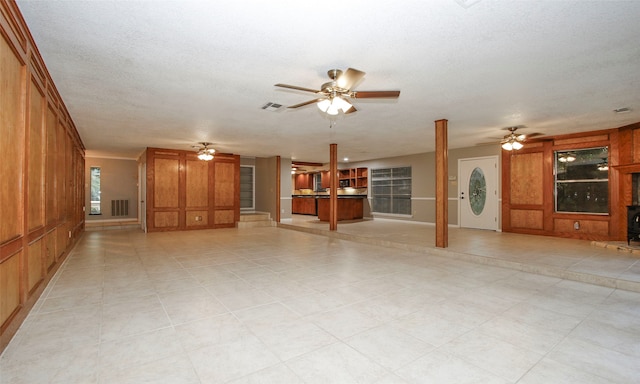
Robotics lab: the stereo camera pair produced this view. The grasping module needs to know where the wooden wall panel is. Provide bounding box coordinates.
[633,129,640,164]
[56,222,67,259]
[186,210,208,227]
[45,106,57,225]
[56,122,66,221]
[214,162,235,207]
[510,152,543,205]
[554,218,608,235]
[45,229,56,270]
[27,240,43,292]
[146,148,239,232]
[186,159,208,207]
[1,1,85,353]
[154,158,180,208]
[214,210,235,225]
[0,33,24,244]
[28,79,45,231]
[554,134,608,146]
[510,209,544,230]
[154,211,179,228]
[0,251,21,327]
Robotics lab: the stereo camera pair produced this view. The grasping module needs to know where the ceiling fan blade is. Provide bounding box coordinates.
[288,98,325,108]
[351,90,400,99]
[274,84,321,93]
[344,104,357,114]
[336,68,366,90]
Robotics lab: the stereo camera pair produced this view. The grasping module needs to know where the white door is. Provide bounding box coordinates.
[459,156,498,230]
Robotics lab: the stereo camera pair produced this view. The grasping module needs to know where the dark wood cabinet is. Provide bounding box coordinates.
[317,197,364,221]
[294,173,313,190]
[321,171,332,189]
[292,197,316,215]
[321,168,367,189]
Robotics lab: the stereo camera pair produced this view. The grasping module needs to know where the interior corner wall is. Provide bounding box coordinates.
[280,158,292,219]
[254,157,279,219]
[85,157,139,221]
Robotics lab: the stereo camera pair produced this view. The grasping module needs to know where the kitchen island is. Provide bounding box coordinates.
[316,195,366,221]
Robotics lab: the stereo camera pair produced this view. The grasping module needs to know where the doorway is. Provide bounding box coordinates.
[458,156,498,230]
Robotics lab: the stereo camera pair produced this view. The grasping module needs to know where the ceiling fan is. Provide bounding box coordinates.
[499,126,543,151]
[275,68,400,115]
[192,142,216,161]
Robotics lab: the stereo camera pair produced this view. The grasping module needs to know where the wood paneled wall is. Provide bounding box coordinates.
[146,148,240,232]
[502,129,620,241]
[1,0,85,352]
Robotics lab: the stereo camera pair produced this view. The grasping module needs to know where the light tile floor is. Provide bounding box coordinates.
[1,223,640,383]
[281,215,640,292]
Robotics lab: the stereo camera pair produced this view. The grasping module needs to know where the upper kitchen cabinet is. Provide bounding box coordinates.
[294,173,314,190]
[323,167,368,188]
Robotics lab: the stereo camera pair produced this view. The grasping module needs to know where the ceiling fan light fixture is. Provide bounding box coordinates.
[501,137,523,151]
[327,100,340,115]
[317,96,351,115]
[333,96,352,113]
[194,142,215,161]
[317,99,331,113]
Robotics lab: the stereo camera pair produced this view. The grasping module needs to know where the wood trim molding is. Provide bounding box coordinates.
[329,144,338,231]
[435,119,448,248]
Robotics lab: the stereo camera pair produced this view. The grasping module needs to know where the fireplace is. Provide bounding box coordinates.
[628,205,640,244]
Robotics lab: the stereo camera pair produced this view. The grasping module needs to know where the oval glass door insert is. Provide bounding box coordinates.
[469,167,487,216]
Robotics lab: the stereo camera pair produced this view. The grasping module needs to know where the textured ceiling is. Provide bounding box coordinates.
[16,0,640,163]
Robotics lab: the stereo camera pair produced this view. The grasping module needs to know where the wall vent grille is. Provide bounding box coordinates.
[111,199,129,216]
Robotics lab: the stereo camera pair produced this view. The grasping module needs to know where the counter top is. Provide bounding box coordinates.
[292,195,367,199]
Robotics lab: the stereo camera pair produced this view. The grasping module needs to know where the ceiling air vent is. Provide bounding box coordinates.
[262,102,284,111]
[614,107,631,114]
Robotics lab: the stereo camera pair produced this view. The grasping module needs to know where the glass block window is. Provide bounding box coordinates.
[555,147,608,214]
[240,165,255,210]
[371,166,411,215]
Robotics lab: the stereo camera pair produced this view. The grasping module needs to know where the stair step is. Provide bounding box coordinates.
[237,212,273,228]
[239,212,271,222]
[236,220,275,228]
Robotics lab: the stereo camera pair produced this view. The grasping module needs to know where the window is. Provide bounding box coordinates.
[555,147,608,214]
[90,166,101,214]
[314,172,325,192]
[371,166,411,215]
[240,165,255,210]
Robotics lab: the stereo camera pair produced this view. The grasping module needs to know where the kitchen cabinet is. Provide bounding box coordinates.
[292,196,316,215]
[294,173,313,190]
[323,167,368,189]
[317,197,364,221]
[321,170,332,189]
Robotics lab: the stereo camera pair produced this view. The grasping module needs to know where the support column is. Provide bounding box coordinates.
[329,143,338,231]
[276,156,281,223]
[435,119,448,248]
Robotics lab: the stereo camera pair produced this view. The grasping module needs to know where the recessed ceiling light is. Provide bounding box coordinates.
[614,107,632,114]
[343,157,349,162]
